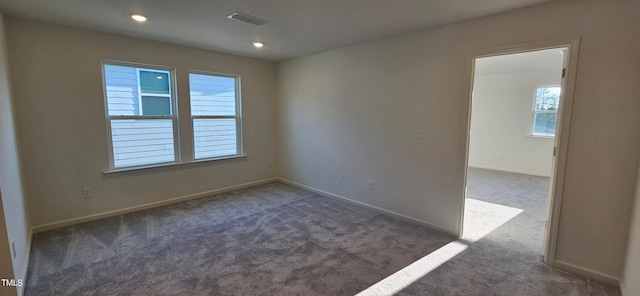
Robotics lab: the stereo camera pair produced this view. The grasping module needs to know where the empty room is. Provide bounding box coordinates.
[464,49,565,260]
[0,1,639,295]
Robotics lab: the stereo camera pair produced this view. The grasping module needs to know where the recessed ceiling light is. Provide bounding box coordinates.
[253,42,264,48]
[130,13,148,22]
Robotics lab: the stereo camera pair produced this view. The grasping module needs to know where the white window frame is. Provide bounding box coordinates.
[136,68,173,116]
[532,85,561,137]
[189,70,243,160]
[102,60,181,170]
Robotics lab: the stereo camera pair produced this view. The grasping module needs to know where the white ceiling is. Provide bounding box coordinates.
[0,0,553,61]
[475,48,566,75]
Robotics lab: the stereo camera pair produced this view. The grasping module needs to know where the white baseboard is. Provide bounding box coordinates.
[554,260,620,287]
[468,164,551,177]
[276,178,456,236]
[32,178,278,233]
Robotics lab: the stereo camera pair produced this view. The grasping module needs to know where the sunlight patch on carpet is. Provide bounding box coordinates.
[356,199,523,295]
[462,198,523,242]
[355,241,469,296]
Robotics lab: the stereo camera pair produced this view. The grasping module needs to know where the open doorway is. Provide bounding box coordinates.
[462,46,572,264]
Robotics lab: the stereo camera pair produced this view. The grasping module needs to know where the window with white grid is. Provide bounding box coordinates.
[103,62,178,168]
[189,72,242,159]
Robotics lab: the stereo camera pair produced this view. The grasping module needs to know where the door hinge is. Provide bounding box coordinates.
[545,220,549,229]
[562,68,566,78]
[553,147,557,157]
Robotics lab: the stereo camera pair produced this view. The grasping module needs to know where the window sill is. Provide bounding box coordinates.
[103,154,248,175]
[527,134,555,139]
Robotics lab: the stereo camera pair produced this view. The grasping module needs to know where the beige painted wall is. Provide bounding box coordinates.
[0,12,28,295]
[622,159,640,295]
[469,70,560,177]
[4,18,278,227]
[277,0,640,279]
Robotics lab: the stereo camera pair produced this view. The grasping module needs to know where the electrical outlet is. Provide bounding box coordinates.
[268,161,272,168]
[338,174,344,183]
[498,153,503,159]
[369,180,375,190]
[82,187,92,199]
[11,241,16,259]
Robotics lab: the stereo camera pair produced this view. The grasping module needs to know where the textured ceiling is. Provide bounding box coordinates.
[0,0,553,61]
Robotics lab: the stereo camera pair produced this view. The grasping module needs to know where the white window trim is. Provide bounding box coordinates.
[103,154,248,175]
[102,60,181,170]
[531,85,561,137]
[189,70,244,160]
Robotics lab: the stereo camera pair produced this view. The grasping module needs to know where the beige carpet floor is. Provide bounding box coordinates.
[24,172,619,295]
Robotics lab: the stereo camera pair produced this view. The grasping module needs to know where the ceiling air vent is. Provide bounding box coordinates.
[227,12,268,26]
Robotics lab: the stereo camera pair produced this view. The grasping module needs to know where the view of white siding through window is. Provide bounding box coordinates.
[110,119,174,167]
[104,64,176,168]
[190,73,239,159]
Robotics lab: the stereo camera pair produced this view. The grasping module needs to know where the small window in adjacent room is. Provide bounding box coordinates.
[532,86,561,137]
[189,72,242,159]
[139,70,172,116]
[103,62,178,169]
